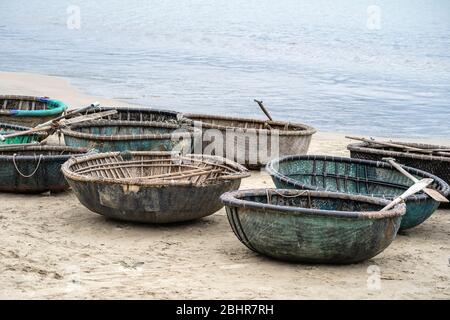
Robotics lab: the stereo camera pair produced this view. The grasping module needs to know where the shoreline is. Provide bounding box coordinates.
[0,71,449,299]
[1,71,449,146]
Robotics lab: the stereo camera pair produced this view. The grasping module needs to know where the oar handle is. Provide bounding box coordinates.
[381,178,433,211]
[383,158,418,182]
[254,99,273,121]
[36,102,100,128]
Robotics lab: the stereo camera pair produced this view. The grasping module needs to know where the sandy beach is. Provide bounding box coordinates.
[0,71,449,299]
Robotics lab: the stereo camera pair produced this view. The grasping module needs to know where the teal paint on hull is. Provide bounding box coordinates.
[267,156,449,230]
[64,135,183,152]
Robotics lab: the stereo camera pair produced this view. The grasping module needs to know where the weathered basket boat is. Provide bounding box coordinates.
[348,141,450,205]
[61,151,250,223]
[266,155,450,230]
[0,95,67,127]
[80,105,183,123]
[0,123,48,145]
[0,145,89,193]
[61,120,196,153]
[184,113,316,169]
[221,189,405,264]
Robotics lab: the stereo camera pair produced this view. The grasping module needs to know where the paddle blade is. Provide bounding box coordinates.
[382,178,433,211]
[424,188,449,202]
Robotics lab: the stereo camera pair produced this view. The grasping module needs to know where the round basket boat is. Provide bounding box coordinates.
[0,145,89,193]
[61,120,197,153]
[79,105,183,123]
[61,151,250,223]
[0,122,48,145]
[0,95,67,127]
[221,189,405,264]
[348,141,450,206]
[266,155,450,230]
[184,113,316,169]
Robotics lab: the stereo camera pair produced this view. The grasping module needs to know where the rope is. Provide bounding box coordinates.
[13,154,43,178]
[270,189,311,198]
[266,189,312,207]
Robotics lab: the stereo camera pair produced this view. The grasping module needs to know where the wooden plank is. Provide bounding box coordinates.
[346,136,449,156]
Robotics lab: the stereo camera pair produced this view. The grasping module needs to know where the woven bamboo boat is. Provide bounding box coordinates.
[62,151,250,223]
[0,145,89,193]
[267,155,450,230]
[0,95,67,127]
[221,189,405,263]
[348,141,450,205]
[184,113,316,169]
[0,123,48,145]
[79,105,183,123]
[61,120,196,153]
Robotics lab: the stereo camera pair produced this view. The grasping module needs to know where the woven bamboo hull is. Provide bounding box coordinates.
[66,179,241,223]
[63,135,186,153]
[62,120,195,153]
[194,131,313,169]
[222,189,404,264]
[0,123,48,145]
[62,151,250,223]
[0,146,88,193]
[185,114,316,169]
[348,142,450,207]
[267,155,450,230]
[81,106,182,123]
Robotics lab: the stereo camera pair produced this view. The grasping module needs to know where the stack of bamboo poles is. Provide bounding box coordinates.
[346,136,450,157]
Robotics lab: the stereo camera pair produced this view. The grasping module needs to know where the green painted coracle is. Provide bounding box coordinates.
[221,189,405,264]
[0,95,67,127]
[0,123,48,145]
[0,145,88,193]
[266,155,450,230]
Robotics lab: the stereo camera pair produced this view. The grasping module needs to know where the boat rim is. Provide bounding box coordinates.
[184,113,317,136]
[0,145,89,161]
[266,154,450,200]
[220,188,406,219]
[84,105,184,119]
[61,151,250,186]
[60,120,198,141]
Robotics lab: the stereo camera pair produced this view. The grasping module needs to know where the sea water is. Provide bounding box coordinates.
[0,0,449,138]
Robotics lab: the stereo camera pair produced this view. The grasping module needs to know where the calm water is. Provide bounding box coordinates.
[1,0,449,138]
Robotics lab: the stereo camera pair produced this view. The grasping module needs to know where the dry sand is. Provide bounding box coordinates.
[0,71,449,299]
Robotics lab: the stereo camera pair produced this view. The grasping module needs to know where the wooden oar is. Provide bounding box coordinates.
[0,102,100,141]
[346,136,430,152]
[254,99,273,121]
[36,102,101,128]
[383,157,448,202]
[0,141,46,149]
[381,178,433,211]
[0,109,116,141]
